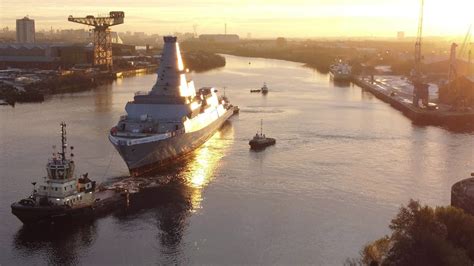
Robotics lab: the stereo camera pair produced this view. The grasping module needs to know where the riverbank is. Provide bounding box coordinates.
[0,52,225,105]
[0,71,119,106]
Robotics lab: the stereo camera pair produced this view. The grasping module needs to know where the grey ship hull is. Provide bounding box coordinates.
[330,71,351,81]
[110,108,234,176]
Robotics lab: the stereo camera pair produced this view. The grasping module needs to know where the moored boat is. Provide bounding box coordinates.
[330,60,352,81]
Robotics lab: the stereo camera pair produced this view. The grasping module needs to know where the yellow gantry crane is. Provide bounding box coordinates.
[68,11,125,69]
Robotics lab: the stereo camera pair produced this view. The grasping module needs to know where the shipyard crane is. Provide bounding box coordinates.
[412,0,429,107]
[68,11,125,69]
[447,26,472,108]
[448,43,458,96]
[458,25,472,59]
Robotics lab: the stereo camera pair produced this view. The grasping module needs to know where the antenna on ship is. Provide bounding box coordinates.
[60,122,67,161]
[31,181,37,194]
[52,145,57,159]
[260,119,263,135]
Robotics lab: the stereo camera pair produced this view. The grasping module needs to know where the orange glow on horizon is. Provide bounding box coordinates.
[0,0,472,37]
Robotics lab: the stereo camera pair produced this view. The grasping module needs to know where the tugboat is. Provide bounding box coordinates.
[11,122,123,225]
[249,119,276,150]
[261,82,269,94]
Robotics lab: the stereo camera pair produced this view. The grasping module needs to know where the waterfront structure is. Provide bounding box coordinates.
[352,76,474,127]
[16,17,35,44]
[451,174,474,216]
[109,36,236,175]
[439,75,474,108]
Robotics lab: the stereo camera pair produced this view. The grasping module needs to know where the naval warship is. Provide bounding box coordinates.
[109,36,236,175]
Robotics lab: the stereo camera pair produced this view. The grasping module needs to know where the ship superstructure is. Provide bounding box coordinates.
[330,60,352,81]
[109,36,235,175]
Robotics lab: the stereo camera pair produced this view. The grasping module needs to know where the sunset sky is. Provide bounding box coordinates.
[0,0,473,38]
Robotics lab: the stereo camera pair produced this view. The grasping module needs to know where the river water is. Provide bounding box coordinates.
[1,55,473,265]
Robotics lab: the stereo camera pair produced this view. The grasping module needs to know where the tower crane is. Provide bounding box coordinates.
[68,11,125,69]
[412,0,429,107]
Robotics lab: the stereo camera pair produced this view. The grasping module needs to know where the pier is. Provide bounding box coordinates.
[352,76,474,128]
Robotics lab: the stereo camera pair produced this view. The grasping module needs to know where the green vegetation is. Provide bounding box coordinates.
[182,51,226,72]
[181,39,448,75]
[181,39,346,73]
[358,200,474,266]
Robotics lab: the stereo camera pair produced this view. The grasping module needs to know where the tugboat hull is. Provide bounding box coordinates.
[249,138,276,150]
[11,204,71,224]
[11,191,125,225]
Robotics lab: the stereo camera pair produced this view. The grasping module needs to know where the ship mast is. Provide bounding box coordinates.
[60,122,67,161]
[260,119,263,135]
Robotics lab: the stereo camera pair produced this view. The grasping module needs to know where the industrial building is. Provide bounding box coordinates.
[0,44,59,68]
[16,17,35,44]
[0,42,139,69]
[199,34,239,43]
[0,44,93,69]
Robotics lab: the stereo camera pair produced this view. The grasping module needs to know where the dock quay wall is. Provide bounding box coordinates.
[352,76,474,129]
[114,65,158,78]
